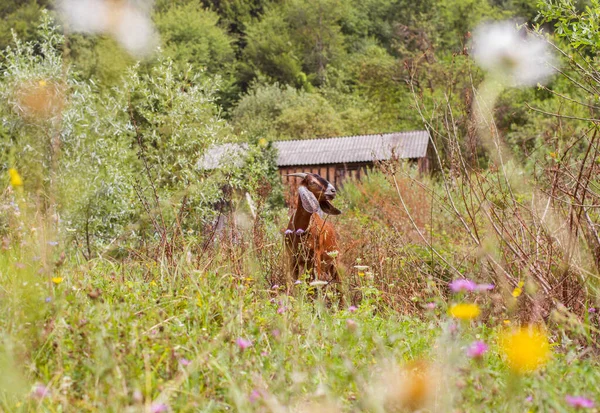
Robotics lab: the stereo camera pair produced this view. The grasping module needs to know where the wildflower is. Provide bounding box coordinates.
[346,319,358,332]
[381,360,434,411]
[150,402,169,413]
[467,340,489,359]
[426,302,437,310]
[178,358,191,367]
[284,229,293,236]
[277,306,287,314]
[271,284,279,290]
[236,338,252,350]
[8,168,23,187]
[526,395,533,402]
[294,280,302,285]
[588,308,596,314]
[565,396,595,409]
[512,280,525,297]
[58,0,158,57]
[449,279,477,292]
[249,389,262,403]
[354,265,369,271]
[326,250,339,258]
[32,384,49,399]
[448,303,480,320]
[258,138,268,148]
[45,297,51,303]
[500,326,551,374]
[348,305,358,312]
[476,283,495,291]
[51,277,63,285]
[472,20,556,87]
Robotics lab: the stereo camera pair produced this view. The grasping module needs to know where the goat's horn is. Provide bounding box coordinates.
[284,173,308,179]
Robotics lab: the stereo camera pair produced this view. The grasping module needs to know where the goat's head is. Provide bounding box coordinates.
[286,173,341,216]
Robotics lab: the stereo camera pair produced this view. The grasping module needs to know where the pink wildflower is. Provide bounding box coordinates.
[277,306,287,314]
[348,305,358,312]
[249,389,262,403]
[426,302,437,309]
[449,279,477,292]
[178,358,191,367]
[150,402,169,413]
[346,319,357,332]
[467,340,489,358]
[236,338,252,350]
[589,308,596,314]
[565,396,595,409]
[476,283,495,291]
[32,384,49,399]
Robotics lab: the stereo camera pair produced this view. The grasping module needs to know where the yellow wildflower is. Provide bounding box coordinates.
[512,280,525,298]
[38,80,47,87]
[258,138,268,148]
[51,277,63,284]
[448,303,480,320]
[8,168,23,187]
[500,326,551,374]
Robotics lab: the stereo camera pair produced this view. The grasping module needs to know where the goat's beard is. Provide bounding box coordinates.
[319,199,341,215]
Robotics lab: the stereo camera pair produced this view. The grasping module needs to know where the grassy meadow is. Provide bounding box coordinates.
[2,0,600,412]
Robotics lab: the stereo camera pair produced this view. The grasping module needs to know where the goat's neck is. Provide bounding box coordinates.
[291,195,313,231]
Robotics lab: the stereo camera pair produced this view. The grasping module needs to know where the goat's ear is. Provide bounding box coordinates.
[298,185,319,213]
[320,200,342,215]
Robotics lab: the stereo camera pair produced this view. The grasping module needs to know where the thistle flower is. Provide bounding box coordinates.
[449,279,477,292]
[499,326,550,374]
[467,341,489,359]
[150,402,169,413]
[565,395,595,409]
[236,338,252,350]
[448,303,480,320]
[32,384,49,399]
[472,21,556,87]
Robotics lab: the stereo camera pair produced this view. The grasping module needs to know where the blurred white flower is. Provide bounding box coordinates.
[472,21,555,87]
[59,0,158,57]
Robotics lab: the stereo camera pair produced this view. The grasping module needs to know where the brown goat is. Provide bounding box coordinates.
[284,173,341,288]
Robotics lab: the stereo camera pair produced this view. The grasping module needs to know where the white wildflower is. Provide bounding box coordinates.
[472,21,556,87]
[58,0,158,57]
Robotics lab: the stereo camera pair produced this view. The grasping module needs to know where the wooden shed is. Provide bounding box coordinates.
[198,130,431,205]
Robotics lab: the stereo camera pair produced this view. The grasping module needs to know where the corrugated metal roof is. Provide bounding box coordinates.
[274,131,429,166]
[198,131,429,170]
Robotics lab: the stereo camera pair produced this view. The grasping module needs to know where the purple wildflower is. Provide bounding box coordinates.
[249,389,262,403]
[467,340,489,358]
[449,279,477,292]
[32,384,49,399]
[271,284,279,290]
[277,306,287,314]
[589,308,596,314]
[284,229,293,235]
[45,297,51,303]
[525,395,533,402]
[565,396,595,409]
[150,402,169,413]
[236,338,252,350]
[178,358,191,367]
[295,229,305,235]
[348,305,358,312]
[294,280,302,285]
[476,283,495,291]
[346,319,358,331]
